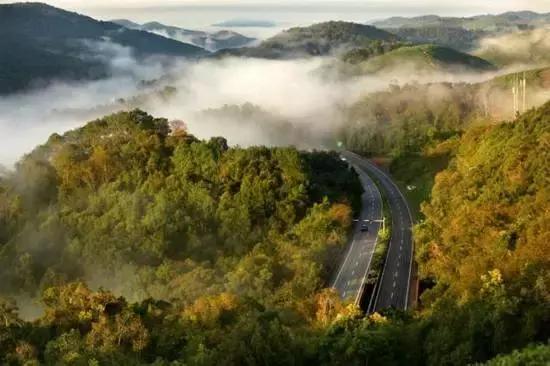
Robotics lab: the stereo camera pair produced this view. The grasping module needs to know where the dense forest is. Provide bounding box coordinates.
[339,82,482,157]
[335,66,550,221]
[0,109,367,364]
[0,4,549,364]
[0,100,548,364]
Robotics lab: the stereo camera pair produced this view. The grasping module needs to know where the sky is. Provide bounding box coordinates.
[8,0,548,10]
[8,0,549,12]
[3,0,544,38]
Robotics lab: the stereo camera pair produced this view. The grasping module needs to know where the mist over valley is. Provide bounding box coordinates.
[0,2,549,365]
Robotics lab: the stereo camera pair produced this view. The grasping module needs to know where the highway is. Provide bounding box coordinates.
[331,163,383,305]
[342,151,414,311]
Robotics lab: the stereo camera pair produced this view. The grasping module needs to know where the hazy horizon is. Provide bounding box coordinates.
[2,0,550,38]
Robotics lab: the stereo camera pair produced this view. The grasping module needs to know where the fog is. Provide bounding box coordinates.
[475,26,550,67]
[0,56,460,167]
[2,29,550,169]
[3,25,550,317]
[0,56,361,167]
[146,28,206,49]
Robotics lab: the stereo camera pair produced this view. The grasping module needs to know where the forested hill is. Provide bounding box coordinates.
[372,11,550,52]
[320,101,550,366]
[0,109,366,364]
[373,11,550,31]
[215,21,399,59]
[0,103,548,364]
[0,2,206,94]
[417,100,550,301]
[0,109,361,299]
[347,44,495,74]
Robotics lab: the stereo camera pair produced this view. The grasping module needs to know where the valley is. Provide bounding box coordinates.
[0,1,549,365]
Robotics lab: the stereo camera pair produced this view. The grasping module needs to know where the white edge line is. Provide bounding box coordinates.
[331,164,363,290]
[332,237,357,290]
[354,171,383,307]
[349,151,415,311]
[345,153,391,313]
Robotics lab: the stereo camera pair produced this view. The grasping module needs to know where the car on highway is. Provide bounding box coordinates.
[360,223,369,232]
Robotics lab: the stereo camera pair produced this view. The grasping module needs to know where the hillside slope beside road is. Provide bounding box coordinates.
[342,151,414,311]
[332,164,383,305]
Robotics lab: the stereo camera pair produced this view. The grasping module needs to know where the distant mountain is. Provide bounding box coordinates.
[386,26,485,51]
[212,19,277,28]
[371,11,550,53]
[111,18,141,29]
[216,21,399,59]
[0,2,206,95]
[111,19,255,51]
[373,11,550,32]
[353,44,495,74]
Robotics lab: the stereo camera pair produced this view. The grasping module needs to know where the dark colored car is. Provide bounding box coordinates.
[360,223,369,232]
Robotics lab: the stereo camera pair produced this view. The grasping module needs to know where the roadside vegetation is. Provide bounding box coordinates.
[0,5,549,363]
[1,102,547,365]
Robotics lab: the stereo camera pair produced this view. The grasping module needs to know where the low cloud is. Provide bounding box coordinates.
[1,38,548,168]
[475,27,550,68]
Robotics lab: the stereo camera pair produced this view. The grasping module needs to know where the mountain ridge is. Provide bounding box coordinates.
[373,10,550,30]
[0,2,207,94]
[216,21,399,59]
[111,18,255,51]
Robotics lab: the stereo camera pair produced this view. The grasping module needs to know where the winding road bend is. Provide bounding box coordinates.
[332,162,383,305]
[341,151,414,311]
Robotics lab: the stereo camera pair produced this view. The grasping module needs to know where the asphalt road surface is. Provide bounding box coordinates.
[343,151,414,311]
[332,162,383,305]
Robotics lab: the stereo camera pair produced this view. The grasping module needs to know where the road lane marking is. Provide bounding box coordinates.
[346,158,384,309]
[332,238,358,289]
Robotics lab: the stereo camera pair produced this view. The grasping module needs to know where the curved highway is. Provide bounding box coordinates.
[331,164,383,305]
[342,151,414,311]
